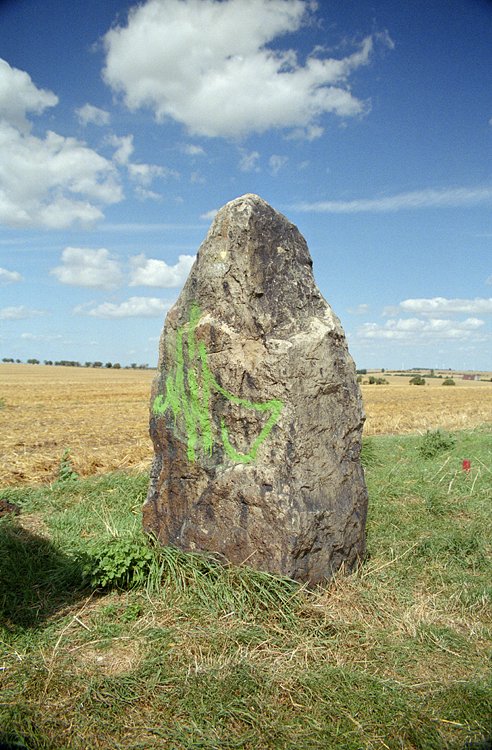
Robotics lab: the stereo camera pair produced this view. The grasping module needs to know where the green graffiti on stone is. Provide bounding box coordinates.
[153,303,284,464]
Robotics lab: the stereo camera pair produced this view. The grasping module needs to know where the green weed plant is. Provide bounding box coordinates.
[418,429,456,459]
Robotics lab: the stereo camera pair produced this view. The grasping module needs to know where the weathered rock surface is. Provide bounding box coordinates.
[144,194,368,584]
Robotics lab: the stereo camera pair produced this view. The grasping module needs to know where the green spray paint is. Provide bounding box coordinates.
[153,303,283,464]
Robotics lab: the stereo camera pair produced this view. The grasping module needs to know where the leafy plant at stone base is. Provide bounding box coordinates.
[56,448,79,483]
[418,429,457,459]
[83,533,157,590]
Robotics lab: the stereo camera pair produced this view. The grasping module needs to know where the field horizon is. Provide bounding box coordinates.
[1,363,491,486]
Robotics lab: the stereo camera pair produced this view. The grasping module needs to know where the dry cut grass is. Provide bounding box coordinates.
[0,364,155,486]
[362,375,492,436]
[1,364,491,486]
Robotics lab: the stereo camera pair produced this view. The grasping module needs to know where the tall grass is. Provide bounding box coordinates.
[0,428,490,749]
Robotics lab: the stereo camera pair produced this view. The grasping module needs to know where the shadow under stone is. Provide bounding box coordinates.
[0,516,85,629]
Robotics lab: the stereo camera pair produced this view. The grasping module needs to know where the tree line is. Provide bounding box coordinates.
[1,358,150,369]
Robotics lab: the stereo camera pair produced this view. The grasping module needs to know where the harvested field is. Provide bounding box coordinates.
[0,364,154,486]
[1,364,491,486]
[361,374,492,435]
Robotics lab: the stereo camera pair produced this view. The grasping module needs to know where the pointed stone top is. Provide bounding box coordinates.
[211,193,290,231]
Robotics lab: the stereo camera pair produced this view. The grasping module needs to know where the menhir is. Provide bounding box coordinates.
[144,193,368,585]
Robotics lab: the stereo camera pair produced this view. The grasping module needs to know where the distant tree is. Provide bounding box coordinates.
[93,361,103,368]
[44,360,53,366]
[84,362,92,368]
[442,378,455,386]
[2,358,14,363]
[27,358,40,365]
[409,375,426,386]
[356,369,367,375]
[15,359,21,363]
[113,363,121,369]
[105,362,113,368]
[368,375,388,385]
[130,363,137,369]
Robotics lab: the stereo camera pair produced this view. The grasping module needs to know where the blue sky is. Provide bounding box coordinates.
[0,0,491,369]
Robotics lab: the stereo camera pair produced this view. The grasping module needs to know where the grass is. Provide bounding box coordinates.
[0,428,491,749]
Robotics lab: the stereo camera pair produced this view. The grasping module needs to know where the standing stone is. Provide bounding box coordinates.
[144,194,368,585]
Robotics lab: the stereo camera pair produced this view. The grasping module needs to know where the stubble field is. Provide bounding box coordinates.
[1,364,491,486]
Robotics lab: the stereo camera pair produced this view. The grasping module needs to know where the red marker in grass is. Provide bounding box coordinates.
[462,459,471,473]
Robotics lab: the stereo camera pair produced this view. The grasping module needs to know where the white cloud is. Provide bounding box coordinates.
[103,0,388,139]
[294,186,492,213]
[128,162,176,184]
[76,103,111,126]
[239,150,260,173]
[129,253,194,287]
[109,134,134,165]
[190,171,205,184]
[201,208,218,221]
[134,186,162,201]
[487,275,492,286]
[0,267,22,284]
[348,303,370,315]
[108,134,177,196]
[75,296,172,318]
[50,247,123,289]
[0,58,58,132]
[269,154,288,175]
[0,60,122,228]
[20,332,63,341]
[183,144,205,156]
[0,305,47,320]
[398,297,492,315]
[286,124,324,140]
[0,126,117,228]
[357,317,487,342]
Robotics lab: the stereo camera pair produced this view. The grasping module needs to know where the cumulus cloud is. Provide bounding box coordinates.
[294,186,492,213]
[357,317,487,342]
[103,0,389,138]
[0,267,22,284]
[129,253,195,287]
[76,103,111,126]
[0,305,47,320]
[74,296,172,318]
[0,58,58,132]
[398,297,492,316]
[50,248,123,289]
[0,59,122,228]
